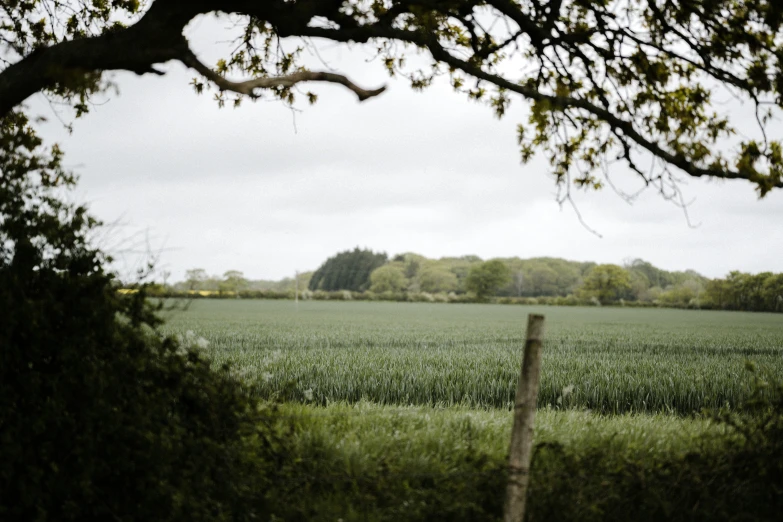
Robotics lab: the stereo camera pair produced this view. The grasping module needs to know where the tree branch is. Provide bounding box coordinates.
[306,20,783,192]
[2,0,782,194]
[179,49,386,102]
[0,1,193,117]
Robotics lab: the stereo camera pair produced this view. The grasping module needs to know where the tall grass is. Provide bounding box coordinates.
[262,402,778,522]
[161,300,783,414]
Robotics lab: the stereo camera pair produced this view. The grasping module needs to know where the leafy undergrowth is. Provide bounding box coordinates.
[262,397,782,521]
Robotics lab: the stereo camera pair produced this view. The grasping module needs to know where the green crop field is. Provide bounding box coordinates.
[161,300,783,414]
[157,300,783,521]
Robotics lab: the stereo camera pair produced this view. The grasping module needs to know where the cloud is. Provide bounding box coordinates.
[26,16,783,282]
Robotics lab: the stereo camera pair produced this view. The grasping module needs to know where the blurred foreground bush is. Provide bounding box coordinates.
[0,113,290,521]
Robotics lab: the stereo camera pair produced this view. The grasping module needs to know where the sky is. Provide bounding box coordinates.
[29,15,783,282]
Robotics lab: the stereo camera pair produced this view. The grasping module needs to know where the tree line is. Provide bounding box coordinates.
[169,249,782,312]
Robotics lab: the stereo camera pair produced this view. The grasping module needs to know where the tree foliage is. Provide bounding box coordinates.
[185,267,209,290]
[369,263,409,293]
[465,259,512,300]
[308,248,388,292]
[0,112,288,521]
[418,265,459,294]
[3,1,783,199]
[704,271,783,312]
[173,253,746,310]
[221,269,249,295]
[578,263,632,304]
[497,257,592,297]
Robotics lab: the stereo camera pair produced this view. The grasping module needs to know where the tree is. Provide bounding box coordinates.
[418,266,459,294]
[369,264,408,293]
[185,268,208,290]
[309,248,388,292]
[703,271,783,312]
[404,258,421,279]
[3,1,783,200]
[222,269,248,295]
[657,279,704,308]
[528,265,560,296]
[763,274,783,312]
[628,270,651,301]
[465,260,512,300]
[496,257,583,297]
[512,270,525,297]
[578,264,632,304]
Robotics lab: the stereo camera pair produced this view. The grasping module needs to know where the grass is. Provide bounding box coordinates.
[161,300,783,414]
[280,401,727,467]
[263,402,773,522]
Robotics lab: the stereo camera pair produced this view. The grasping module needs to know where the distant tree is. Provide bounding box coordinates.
[528,265,560,296]
[496,257,582,297]
[309,248,387,292]
[639,285,664,303]
[578,262,598,277]
[405,258,421,279]
[294,271,314,294]
[726,271,778,312]
[512,271,525,297]
[221,270,248,295]
[658,279,703,308]
[763,274,783,312]
[369,265,408,293]
[628,270,651,301]
[435,256,485,293]
[185,268,208,291]
[465,260,511,301]
[418,266,459,294]
[578,264,632,304]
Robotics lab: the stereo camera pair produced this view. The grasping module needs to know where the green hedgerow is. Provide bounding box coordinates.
[0,112,290,522]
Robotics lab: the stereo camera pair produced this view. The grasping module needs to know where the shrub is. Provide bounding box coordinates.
[0,114,289,522]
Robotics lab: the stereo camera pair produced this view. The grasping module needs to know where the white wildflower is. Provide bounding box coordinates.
[557,384,576,406]
[195,337,209,349]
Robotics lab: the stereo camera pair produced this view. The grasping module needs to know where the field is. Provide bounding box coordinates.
[159,300,783,521]
[162,300,783,414]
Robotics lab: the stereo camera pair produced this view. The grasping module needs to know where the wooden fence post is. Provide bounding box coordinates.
[504,313,545,522]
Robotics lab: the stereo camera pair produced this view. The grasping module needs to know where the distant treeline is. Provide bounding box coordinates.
[152,249,782,312]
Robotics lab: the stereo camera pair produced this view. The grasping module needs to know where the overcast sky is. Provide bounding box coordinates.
[29,15,783,282]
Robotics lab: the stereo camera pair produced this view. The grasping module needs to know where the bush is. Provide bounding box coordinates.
[260,370,783,522]
[239,289,291,299]
[0,113,289,522]
[527,368,783,522]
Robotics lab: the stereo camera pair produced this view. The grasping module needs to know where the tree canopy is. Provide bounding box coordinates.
[3,1,783,199]
[465,259,512,299]
[577,263,631,303]
[369,263,409,293]
[308,248,388,292]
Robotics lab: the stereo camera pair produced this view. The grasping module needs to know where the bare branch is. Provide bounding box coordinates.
[180,48,386,102]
